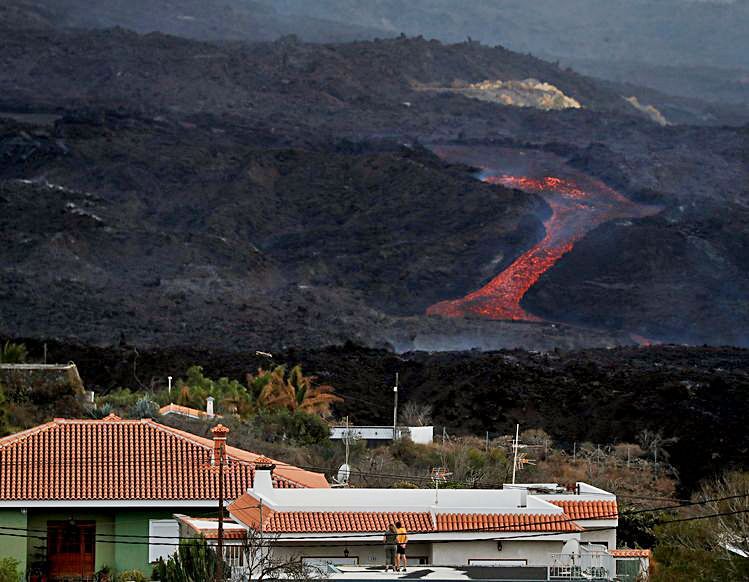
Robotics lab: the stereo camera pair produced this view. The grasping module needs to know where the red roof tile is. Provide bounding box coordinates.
[611,549,651,558]
[0,418,327,501]
[549,500,618,520]
[435,512,581,532]
[228,493,582,534]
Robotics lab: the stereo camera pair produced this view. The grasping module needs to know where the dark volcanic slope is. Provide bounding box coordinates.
[0,27,748,347]
[10,338,749,490]
[0,114,544,347]
[0,28,635,120]
[0,0,382,43]
[521,128,749,345]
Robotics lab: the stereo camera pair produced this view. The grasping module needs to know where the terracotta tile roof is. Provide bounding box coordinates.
[611,549,651,558]
[159,404,216,419]
[228,493,582,534]
[0,416,327,501]
[548,500,618,520]
[435,512,581,532]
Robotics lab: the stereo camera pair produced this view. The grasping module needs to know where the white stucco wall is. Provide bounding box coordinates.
[270,543,431,566]
[270,540,566,567]
[431,540,565,567]
[579,527,616,550]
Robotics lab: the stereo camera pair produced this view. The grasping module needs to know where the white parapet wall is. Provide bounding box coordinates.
[330,426,434,444]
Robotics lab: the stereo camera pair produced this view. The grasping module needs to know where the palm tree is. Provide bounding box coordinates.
[250,365,342,416]
[288,364,342,416]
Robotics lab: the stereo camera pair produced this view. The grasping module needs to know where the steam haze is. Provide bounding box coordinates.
[261,0,749,104]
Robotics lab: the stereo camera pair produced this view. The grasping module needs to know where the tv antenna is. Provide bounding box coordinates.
[431,466,452,505]
[333,416,357,487]
[511,424,535,483]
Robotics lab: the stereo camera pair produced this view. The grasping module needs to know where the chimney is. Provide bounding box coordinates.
[252,456,276,496]
[206,396,215,417]
[518,489,527,508]
[211,424,230,465]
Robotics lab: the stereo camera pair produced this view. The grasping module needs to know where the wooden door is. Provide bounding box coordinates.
[47,521,95,580]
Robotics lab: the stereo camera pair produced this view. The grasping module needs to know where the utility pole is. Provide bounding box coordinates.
[511,424,520,485]
[344,416,350,469]
[216,437,224,582]
[392,372,399,440]
[259,497,264,572]
[211,425,229,582]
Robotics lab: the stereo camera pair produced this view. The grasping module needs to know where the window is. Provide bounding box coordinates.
[148,519,179,563]
[223,545,244,568]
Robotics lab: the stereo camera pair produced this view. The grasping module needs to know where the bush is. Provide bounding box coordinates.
[117,569,147,582]
[100,388,141,409]
[0,557,19,582]
[252,408,330,446]
[128,396,160,419]
[0,341,27,364]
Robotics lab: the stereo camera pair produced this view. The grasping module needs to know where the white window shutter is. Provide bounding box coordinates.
[149,519,179,563]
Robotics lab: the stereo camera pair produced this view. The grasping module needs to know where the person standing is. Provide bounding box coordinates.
[383,523,398,571]
[395,521,408,572]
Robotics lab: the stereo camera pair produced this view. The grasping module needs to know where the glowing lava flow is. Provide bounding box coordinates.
[427,172,660,321]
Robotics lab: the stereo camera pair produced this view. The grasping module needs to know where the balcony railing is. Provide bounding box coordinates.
[549,552,614,580]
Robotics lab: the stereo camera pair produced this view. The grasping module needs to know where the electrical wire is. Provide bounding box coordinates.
[3,492,748,546]
[3,505,749,549]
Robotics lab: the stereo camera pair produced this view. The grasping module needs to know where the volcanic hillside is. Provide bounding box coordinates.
[0,0,382,42]
[1,27,748,348]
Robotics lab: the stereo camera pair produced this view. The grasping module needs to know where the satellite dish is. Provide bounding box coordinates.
[562,539,580,555]
[336,463,351,484]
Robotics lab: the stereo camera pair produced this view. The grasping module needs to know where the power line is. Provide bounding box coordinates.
[3,504,749,549]
[5,491,744,547]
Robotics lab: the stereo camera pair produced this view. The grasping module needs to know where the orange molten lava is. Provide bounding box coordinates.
[427,172,660,321]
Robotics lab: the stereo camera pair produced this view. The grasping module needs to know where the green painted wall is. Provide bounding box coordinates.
[10,506,214,578]
[114,510,176,576]
[0,509,28,575]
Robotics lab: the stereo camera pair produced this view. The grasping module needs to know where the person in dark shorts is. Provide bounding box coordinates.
[383,523,398,570]
[395,521,408,571]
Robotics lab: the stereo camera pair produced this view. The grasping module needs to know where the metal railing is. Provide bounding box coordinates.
[549,552,614,580]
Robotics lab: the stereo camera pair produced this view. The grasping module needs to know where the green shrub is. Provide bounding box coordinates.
[117,569,147,582]
[164,538,219,582]
[252,408,330,446]
[101,388,141,409]
[0,557,20,582]
[0,341,27,364]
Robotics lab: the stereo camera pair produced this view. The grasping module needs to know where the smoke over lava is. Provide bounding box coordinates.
[427,147,661,321]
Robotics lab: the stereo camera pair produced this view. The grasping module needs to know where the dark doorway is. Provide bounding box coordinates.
[47,520,95,580]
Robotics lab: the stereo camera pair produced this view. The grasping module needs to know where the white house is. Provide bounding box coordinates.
[330,425,434,445]
[182,461,622,579]
[504,482,618,550]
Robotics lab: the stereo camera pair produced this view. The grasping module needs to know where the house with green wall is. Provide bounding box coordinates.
[0,414,328,580]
